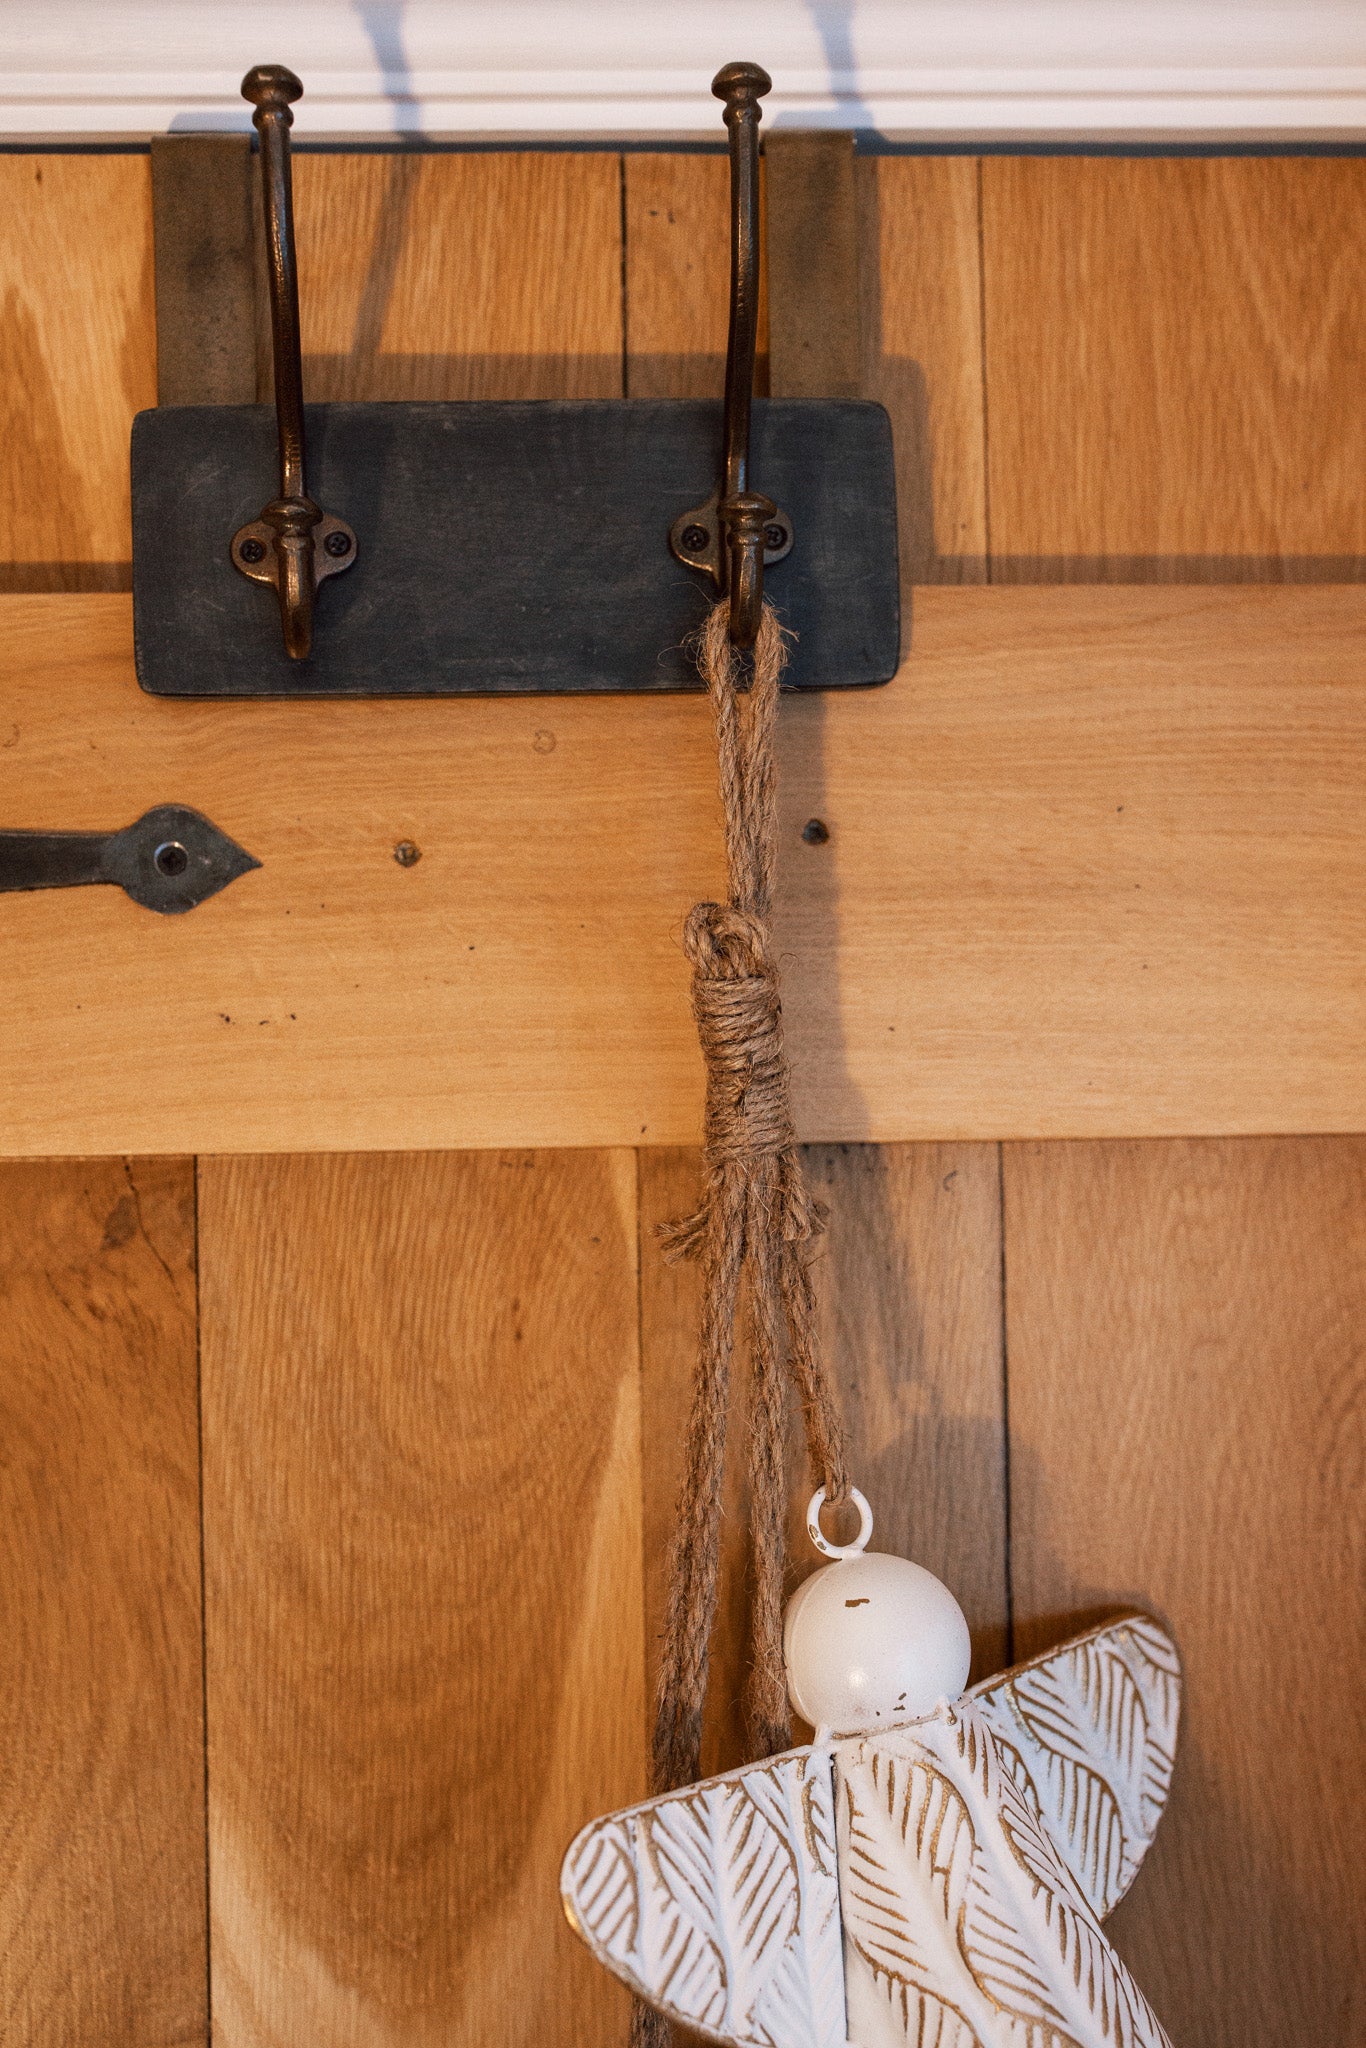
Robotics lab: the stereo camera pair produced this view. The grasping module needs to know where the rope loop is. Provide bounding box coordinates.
[680,899,767,976]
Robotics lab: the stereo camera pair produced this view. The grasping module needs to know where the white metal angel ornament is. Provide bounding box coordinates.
[562,1489,1181,2048]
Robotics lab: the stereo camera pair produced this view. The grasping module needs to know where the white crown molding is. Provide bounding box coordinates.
[5,0,1366,139]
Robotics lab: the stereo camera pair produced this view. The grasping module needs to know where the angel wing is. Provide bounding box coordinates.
[969,1613,1181,1920]
[560,1746,846,2048]
[834,1699,1174,2048]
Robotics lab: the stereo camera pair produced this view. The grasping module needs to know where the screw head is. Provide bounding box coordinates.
[764,524,787,550]
[324,529,353,559]
[154,840,190,877]
[393,841,421,868]
[802,818,830,846]
[238,537,267,564]
[681,524,710,553]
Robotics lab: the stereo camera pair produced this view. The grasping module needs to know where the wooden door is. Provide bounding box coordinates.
[0,146,1361,2047]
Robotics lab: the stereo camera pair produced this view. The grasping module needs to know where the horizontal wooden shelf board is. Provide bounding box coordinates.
[0,584,1362,1156]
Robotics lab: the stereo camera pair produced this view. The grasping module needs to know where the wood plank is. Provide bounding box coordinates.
[765,133,861,399]
[151,135,259,406]
[623,152,733,399]
[802,1145,1008,1681]
[862,156,987,586]
[1,582,1362,1154]
[0,154,155,587]
[982,157,1366,579]
[639,1144,1008,1773]
[1002,1136,1366,2047]
[198,1148,644,2048]
[294,151,623,399]
[0,1156,206,2046]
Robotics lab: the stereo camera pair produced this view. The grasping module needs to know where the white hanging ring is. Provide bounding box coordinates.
[806,1485,874,1560]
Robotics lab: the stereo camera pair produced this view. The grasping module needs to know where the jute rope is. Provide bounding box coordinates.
[632,600,850,2048]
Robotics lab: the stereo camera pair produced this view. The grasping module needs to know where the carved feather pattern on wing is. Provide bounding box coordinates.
[839,1745,989,2048]
[835,1702,1174,2048]
[971,1617,1181,1919]
[564,1815,640,1960]
[561,1749,846,2048]
[963,1731,1161,2048]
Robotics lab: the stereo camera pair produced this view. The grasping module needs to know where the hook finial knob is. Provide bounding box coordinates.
[711,61,772,113]
[241,64,304,120]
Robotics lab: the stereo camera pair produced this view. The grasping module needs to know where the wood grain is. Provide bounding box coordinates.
[2,583,1363,1155]
[623,152,735,399]
[0,154,155,587]
[198,1148,644,2048]
[982,157,1366,580]
[0,1156,206,2046]
[1002,1137,1366,2047]
[294,150,623,399]
[638,1144,1006,1773]
[862,156,987,586]
[803,1145,1008,1679]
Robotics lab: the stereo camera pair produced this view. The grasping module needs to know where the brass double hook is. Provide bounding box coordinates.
[231,66,356,659]
[668,63,792,648]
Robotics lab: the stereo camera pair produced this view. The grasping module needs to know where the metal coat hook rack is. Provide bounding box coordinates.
[132,60,899,696]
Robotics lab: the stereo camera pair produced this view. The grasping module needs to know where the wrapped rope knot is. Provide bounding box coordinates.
[692,951,793,1176]
[663,897,828,1267]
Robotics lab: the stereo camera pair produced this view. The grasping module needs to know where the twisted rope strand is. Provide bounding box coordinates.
[647,597,851,1792]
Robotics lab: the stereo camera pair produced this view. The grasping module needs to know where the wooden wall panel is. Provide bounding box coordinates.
[1002,1138,1366,2047]
[4,582,1362,1156]
[982,157,1366,580]
[2,146,1363,2048]
[0,1156,206,2046]
[0,154,155,586]
[198,1149,643,2048]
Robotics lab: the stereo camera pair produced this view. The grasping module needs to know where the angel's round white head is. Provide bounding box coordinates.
[783,1546,972,1736]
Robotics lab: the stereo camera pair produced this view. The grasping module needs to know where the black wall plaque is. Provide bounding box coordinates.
[131,398,899,697]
